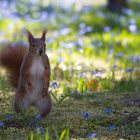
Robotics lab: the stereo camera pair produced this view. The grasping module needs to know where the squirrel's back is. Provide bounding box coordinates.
[0,44,27,88]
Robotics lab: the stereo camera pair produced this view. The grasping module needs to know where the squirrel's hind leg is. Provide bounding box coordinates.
[35,93,52,118]
[14,91,30,113]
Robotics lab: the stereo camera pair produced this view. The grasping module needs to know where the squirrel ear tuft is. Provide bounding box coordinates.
[27,30,34,43]
[41,29,47,42]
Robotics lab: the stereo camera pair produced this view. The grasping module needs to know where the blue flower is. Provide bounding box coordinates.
[0,121,4,128]
[79,23,93,35]
[92,40,103,48]
[35,114,43,121]
[5,114,14,120]
[125,68,134,73]
[59,28,71,36]
[103,26,111,32]
[46,37,54,44]
[116,52,124,58]
[96,11,105,18]
[132,55,140,63]
[37,126,45,133]
[107,124,117,132]
[129,19,136,25]
[112,65,117,70]
[58,57,64,63]
[71,14,80,22]
[104,108,113,114]
[83,112,89,120]
[81,6,92,13]
[108,49,114,55]
[88,133,96,139]
[85,26,93,33]
[91,70,97,75]
[128,24,137,33]
[61,42,74,49]
[79,23,86,29]
[95,71,104,78]
[51,82,59,89]
[79,72,86,77]
[76,39,84,47]
[122,8,133,15]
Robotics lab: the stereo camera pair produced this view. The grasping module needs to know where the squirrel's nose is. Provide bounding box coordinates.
[39,49,43,55]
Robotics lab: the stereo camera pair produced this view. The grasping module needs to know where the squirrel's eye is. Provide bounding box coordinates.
[33,44,35,47]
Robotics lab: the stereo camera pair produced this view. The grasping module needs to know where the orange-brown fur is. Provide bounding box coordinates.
[0,30,52,117]
[0,45,27,87]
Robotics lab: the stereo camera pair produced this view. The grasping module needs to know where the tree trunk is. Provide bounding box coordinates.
[108,0,127,11]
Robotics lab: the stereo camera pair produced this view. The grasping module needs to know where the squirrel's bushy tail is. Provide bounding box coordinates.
[0,44,27,88]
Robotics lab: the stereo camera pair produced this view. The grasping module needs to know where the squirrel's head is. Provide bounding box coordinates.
[27,30,47,56]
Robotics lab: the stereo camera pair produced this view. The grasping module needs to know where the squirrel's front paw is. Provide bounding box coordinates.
[43,79,48,89]
[41,81,48,96]
[42,86,48,95]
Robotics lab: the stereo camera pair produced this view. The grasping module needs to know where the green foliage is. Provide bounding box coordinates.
[26,128,69,140]
[0,0,140,139]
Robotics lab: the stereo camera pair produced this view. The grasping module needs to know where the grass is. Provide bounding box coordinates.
[0,0,140,139]
[0,75,140,139]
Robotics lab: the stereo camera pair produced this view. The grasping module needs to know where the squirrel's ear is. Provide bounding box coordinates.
[27,30,34,43]
[41,29,47,42]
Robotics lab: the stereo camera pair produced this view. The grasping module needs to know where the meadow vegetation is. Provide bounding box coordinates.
[0,0,140,139]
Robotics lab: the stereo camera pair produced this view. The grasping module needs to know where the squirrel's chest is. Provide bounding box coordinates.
[27,58,45,102]
[30,58,45,81]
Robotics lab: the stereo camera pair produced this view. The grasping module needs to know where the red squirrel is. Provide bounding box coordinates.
[0,30,52,118]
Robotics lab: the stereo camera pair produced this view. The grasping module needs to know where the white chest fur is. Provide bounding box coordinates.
[31,57,45,78]
[31,57,44,78]
[28,57,45,102]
